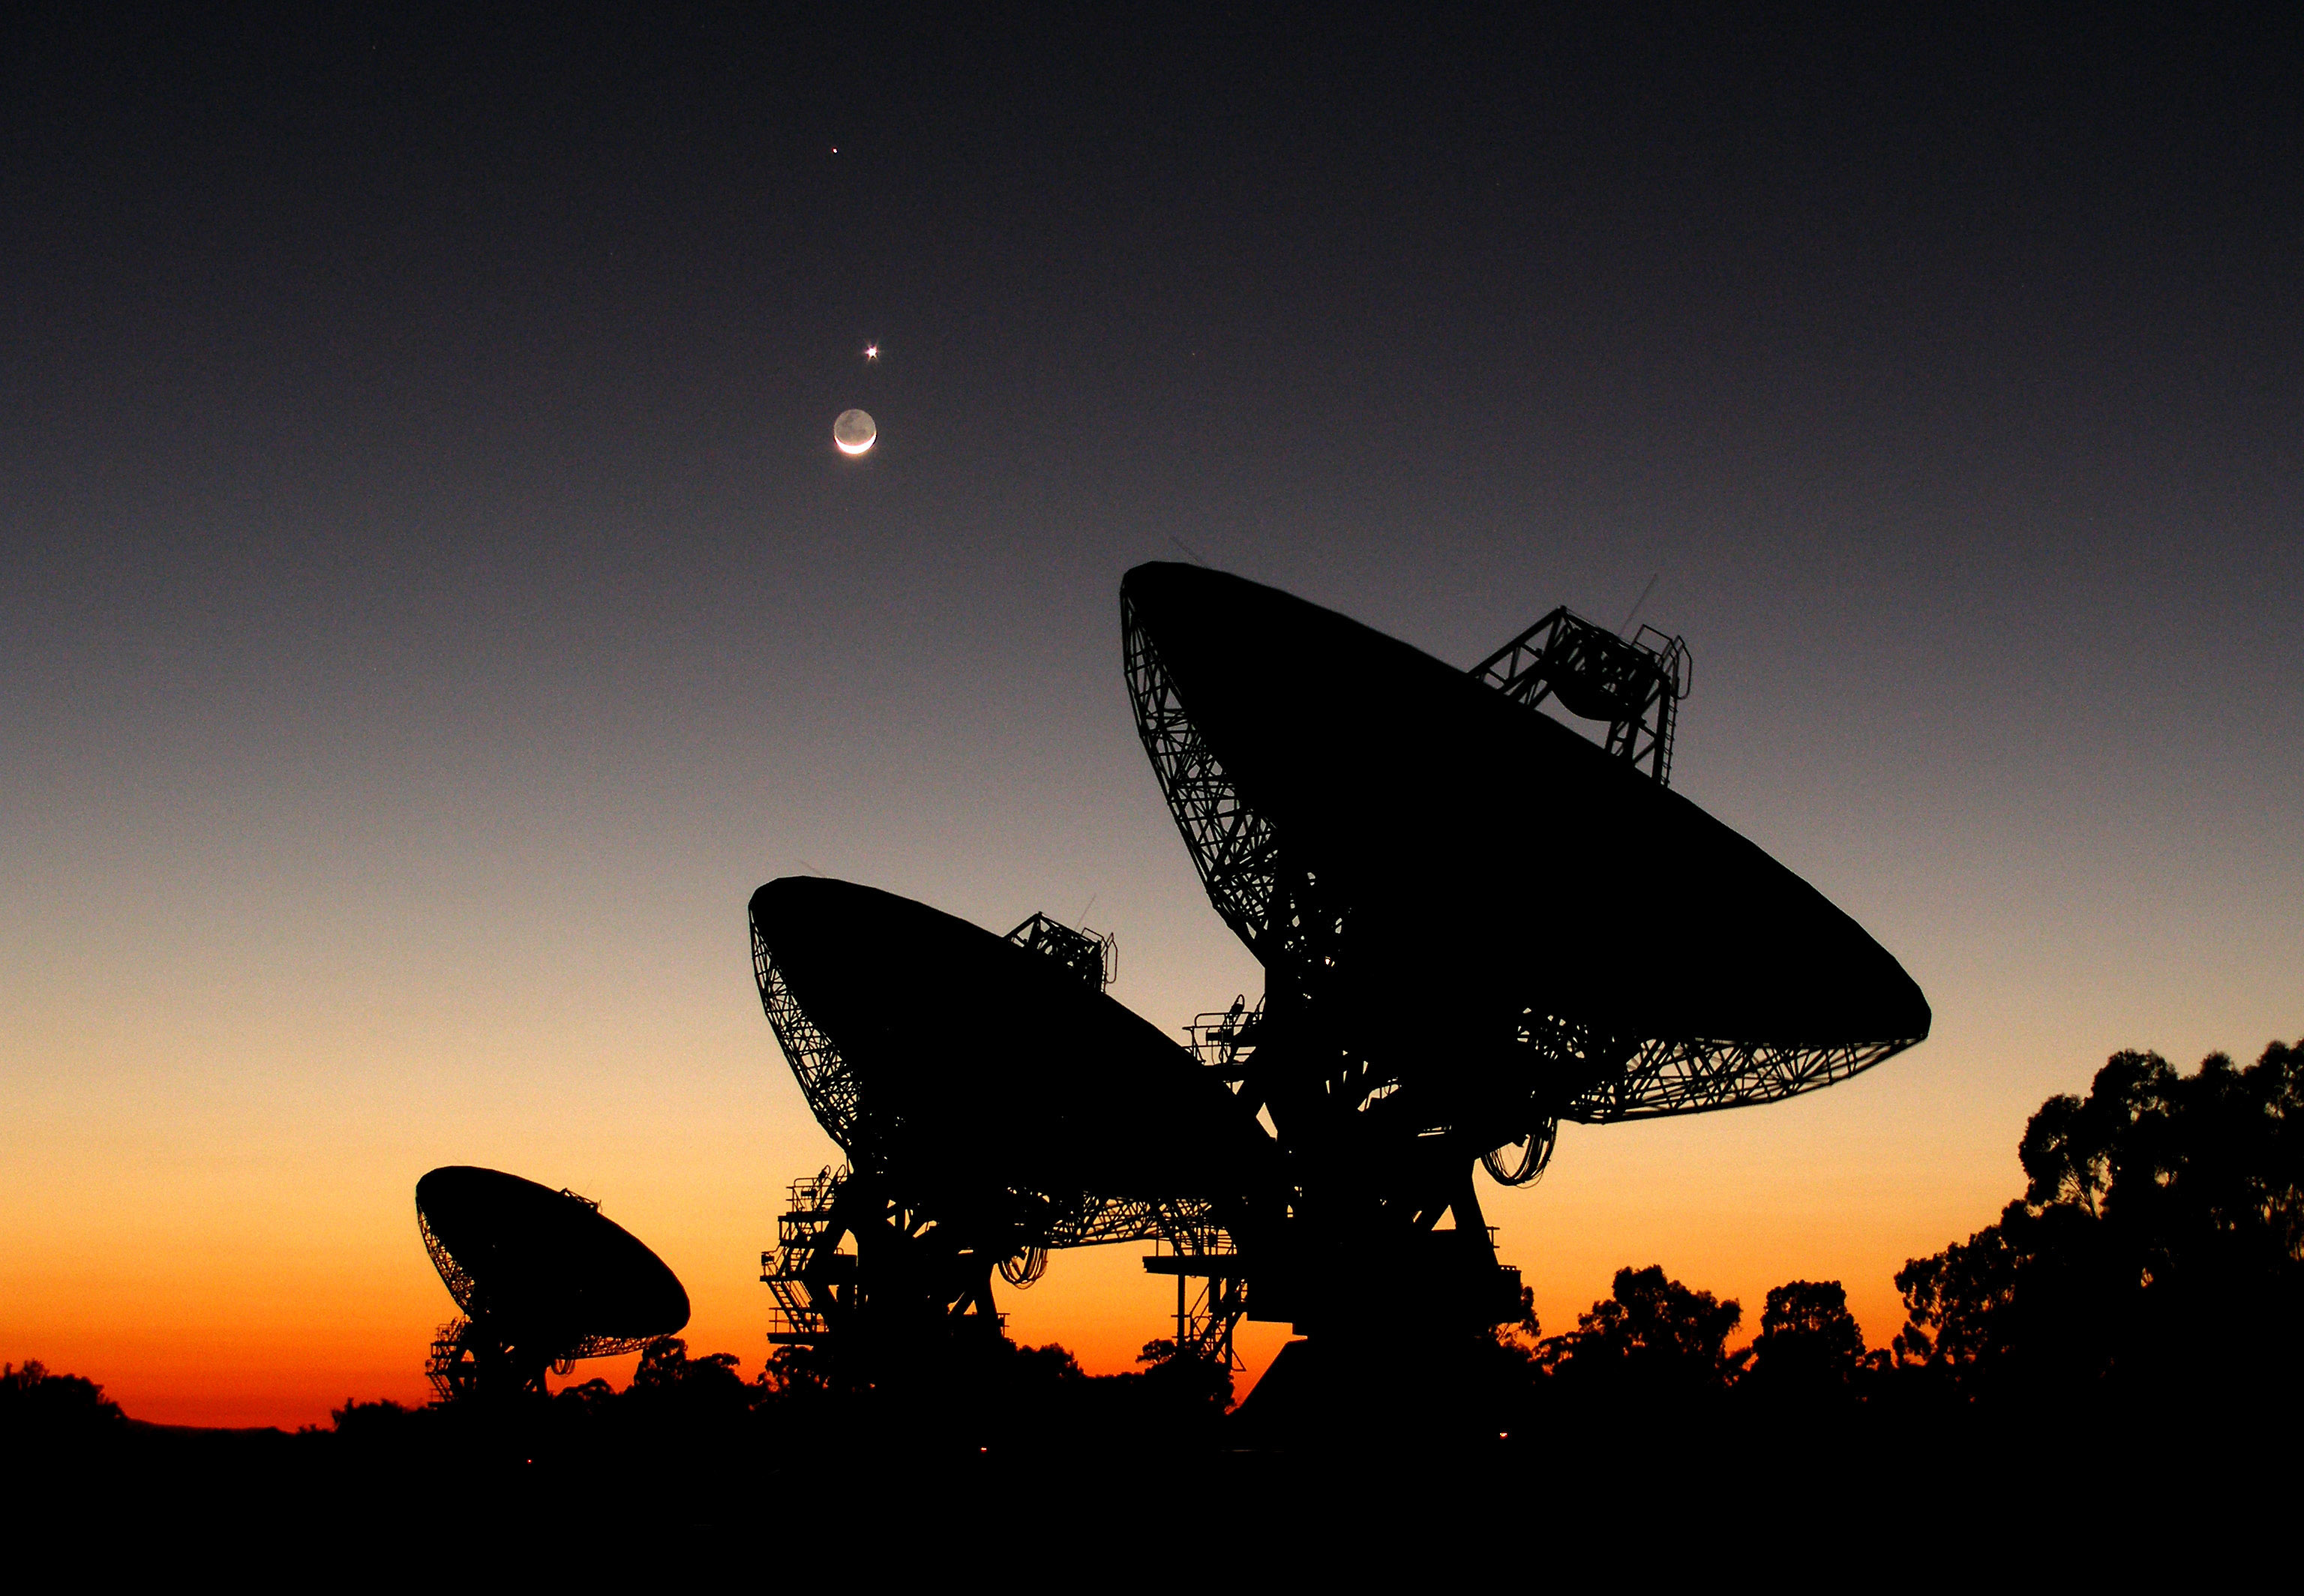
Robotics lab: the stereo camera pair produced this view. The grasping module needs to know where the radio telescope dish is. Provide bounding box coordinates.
[1123,562,1928,1116]
[750,876,1266,1198]
[1120,562,1929,1332]
[416,1166,689,1402]
[748,876,1270,1355]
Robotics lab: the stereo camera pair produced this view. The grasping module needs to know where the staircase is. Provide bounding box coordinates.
[761,1166,845,1343]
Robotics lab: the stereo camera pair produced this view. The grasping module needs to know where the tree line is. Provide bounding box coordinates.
[9,1036,2298,1457]
[1489,1036,2302,1424]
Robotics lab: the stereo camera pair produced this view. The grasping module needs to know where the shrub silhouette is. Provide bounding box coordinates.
[1,1360,126,1445]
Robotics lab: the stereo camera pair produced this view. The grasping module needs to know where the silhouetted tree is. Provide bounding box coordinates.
[1739,1280,1867,1407]
[550,1376,618,1413]
[1491,1284,1542,1349]
[629,1336,746,1400]
[1010,1340,1088,1388]
[619,1336,758,1445]
[1479,1286,1543,1378]
[1892,1197,2125,1402]
[1541,1266,1743,1408]
[1896,1038,2304,1413]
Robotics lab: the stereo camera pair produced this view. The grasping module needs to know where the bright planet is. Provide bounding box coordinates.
[833,409,877,455]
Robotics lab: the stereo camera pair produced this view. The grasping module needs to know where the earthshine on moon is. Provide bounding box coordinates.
[833,409,877,455]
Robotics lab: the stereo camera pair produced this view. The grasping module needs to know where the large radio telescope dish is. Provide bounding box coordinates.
[1122,561,1929,1129]
[1119,561,1929,1333]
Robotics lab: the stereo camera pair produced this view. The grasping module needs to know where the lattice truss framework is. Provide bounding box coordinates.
[1121,596,1917,1123]
[418,1207,476,1312]
[760,1162,1240,1350]
[1557,1030,1912,1122]
[753,917,864,1151]
[1123,598,1282,956]
[1124,602,1375,1113]
[762,1171,1234,1291]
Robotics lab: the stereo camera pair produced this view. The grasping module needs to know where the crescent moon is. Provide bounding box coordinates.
[833,408,877,455]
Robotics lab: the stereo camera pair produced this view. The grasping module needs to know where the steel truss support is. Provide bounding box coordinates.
[760,1166,1006,1347]
[760,1161,1249,1350]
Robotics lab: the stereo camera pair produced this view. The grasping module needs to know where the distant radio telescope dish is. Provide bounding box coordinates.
[833,409,877,455]
[414,1165,688,1403]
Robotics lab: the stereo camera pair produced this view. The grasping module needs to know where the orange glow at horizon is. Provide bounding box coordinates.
[0,1013,2165,1429]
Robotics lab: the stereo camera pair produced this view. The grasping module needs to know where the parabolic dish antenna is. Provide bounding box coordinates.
[416,1166,688,1401]
[749,876,1268,1202]
[747,876,1270,1352]
[1119,561,1930,1334]
[1121,561,1929,1126]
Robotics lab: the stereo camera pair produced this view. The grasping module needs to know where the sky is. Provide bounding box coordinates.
[3,7,2299,1426]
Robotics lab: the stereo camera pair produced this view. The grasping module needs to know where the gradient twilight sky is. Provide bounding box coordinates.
[4,8,2299,1426]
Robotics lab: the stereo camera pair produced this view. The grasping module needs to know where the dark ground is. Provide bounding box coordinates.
[6,1388,2284,1578]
